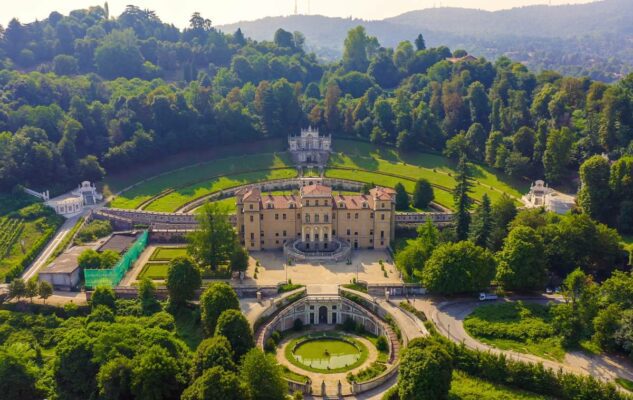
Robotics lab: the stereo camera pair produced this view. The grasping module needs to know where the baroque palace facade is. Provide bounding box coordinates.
[235,184,396,252]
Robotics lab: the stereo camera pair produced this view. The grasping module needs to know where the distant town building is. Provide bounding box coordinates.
[522,180,576,214]
[288,127,332,166]
[235,183,395,253]
[446,54,477,63]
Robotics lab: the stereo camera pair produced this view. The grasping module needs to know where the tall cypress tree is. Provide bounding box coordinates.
[453,155,473,241]
[470,193,492,248]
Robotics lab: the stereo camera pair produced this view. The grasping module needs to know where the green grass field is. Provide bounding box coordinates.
[109,152,293,210]
[150,247,188,261]
[143,168,297,212]
[103,139,285,195]
[328,139,527,209]
[450,371,552,399]
[616,377,633,392]
[139,262,170,280]
[464,302,565,362]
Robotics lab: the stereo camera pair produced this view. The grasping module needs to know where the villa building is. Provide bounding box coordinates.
[235,184,396,253]
[522,180,576,215]
[288,126,332,166]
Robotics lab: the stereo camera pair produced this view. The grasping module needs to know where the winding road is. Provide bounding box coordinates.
[410,296,633,386]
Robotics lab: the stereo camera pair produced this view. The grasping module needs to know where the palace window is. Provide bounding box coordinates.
[315,214,319,223]
[305,214,310,223]
[275,214,279,220]
[249,215,254,222]
[324,214,329,222]
[283,213,286,220]
[381,214,385,220]
[249,204,253,210]
[250,233,254,240]
[370,212,374,219]
[381,230,384,239]
[347,213,351,219]
[332,229,336,235]
[346,229,350,235]
[306,200,310,206]
[355,213,358,219]
[315,200,319,206]
[283,230,287,237]
[260,214,263,220]
[275,232,279,237]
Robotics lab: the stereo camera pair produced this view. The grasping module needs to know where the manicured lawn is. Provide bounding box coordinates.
[281,366,310,384]
[139,263,170,280]
[329,139,528,209]
[103,139,285,195]
[109,152,293,210]
[150,247,188,261]
[143,168,298,212]
[464,302,565,362]
[450,370,552,399]
[284,332,369,373]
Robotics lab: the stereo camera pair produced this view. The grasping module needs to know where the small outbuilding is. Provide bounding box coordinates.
[39,246,88,291]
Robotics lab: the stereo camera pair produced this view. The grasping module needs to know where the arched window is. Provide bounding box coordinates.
[305,214,310,223]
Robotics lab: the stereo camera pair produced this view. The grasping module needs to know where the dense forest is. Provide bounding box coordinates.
[0,4,632,223]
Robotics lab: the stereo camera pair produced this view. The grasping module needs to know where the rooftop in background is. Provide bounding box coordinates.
[43,245,88,274]
[97,233,140,254]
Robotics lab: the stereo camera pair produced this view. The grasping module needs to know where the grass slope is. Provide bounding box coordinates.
[464,302,565,362]
[109,152,293,210]
[329,139,527,209]
[144,168,297,212]
[450,370,552,399]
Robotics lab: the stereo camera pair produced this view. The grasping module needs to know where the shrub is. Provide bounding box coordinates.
[271,331,281,344]
[264,337,277,353]
[91,286,116,310]
[376,335,389,352]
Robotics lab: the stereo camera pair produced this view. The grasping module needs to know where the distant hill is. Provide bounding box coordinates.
[218,0,633,81]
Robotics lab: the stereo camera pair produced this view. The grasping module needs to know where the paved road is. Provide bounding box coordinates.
[414,297,633,385]
[21,213,83,281]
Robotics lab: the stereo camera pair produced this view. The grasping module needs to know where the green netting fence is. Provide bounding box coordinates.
[84,230,149,289]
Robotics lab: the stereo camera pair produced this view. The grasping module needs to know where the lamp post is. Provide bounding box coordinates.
[285,263,288,284]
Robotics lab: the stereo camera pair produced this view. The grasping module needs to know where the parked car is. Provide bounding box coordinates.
[479,293,498,301]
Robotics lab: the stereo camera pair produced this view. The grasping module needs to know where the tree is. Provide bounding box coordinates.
[413,179,434,209]
[453,156,473,241]
[38,280,53,303]
[0,346,43,400]
[53,54,79,75]
[273,28,294,49]
[229,242,249,273]
[240,349,287,400]
[543,127,573,183]
[25,279,38,303]
[496,226,548,291]
[324,82,342,133]
[97,356,134,400]
[578,155,612,221]
[369,53,400,88]
[138,277,160,315]
[398,342,452,400]
[91,286,116,310]
[421,241,496,294]
[395,182,409,211]
[200,282,240,335]
[54,331,99,400]
[188,203,237,270]
[166,256,201,306]
[94,29,144,79]
[343,26,371,72]
[215,310,254,360]
[191,335,236,379]
[489,195,518,251]
[182,366,248,400]
[470,194,492,248]
[8,278,26,301]
[131,346,186,400]
[415,33,426,51]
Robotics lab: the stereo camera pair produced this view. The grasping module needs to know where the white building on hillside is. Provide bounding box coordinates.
[288,127,332,166]
[45,181,103,217]
[522,180,576,215]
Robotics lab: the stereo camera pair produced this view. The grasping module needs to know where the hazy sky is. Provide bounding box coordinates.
[1,0,598,28]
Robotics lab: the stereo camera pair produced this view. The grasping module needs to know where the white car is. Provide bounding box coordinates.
[479,293,498,301]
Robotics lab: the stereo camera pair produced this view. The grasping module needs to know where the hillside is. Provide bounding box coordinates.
[218,0,633,81]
